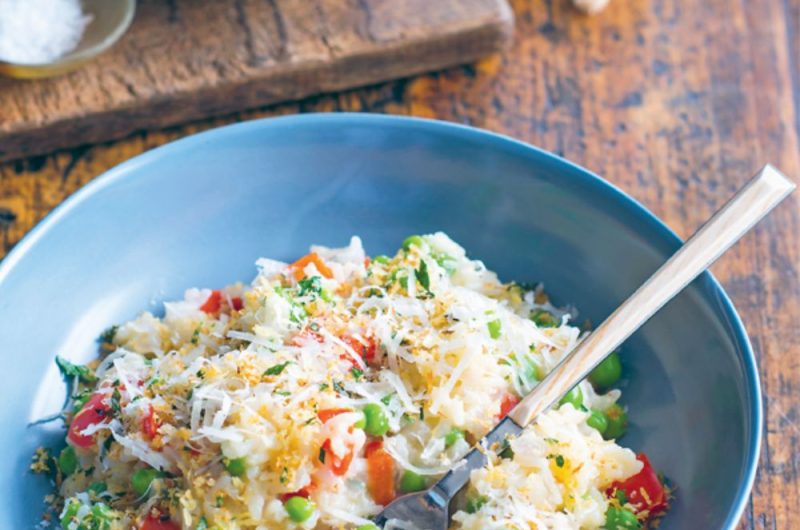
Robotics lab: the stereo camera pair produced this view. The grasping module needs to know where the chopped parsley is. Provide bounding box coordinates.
[99,325,118,344]
[416,259,432,295]
[264,361,291,376]
[615,489,628,505]
[298,275,322,297]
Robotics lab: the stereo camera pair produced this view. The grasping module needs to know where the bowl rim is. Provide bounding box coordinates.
[0,0,136,68]
[0,113,762,528]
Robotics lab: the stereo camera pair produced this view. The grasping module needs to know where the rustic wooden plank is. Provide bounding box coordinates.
[0,0,513,161]
[1,0,798,527]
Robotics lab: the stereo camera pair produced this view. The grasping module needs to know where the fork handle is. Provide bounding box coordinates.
[509,164,794,427]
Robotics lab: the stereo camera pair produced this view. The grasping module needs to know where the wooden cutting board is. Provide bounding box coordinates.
[0,0,513,161]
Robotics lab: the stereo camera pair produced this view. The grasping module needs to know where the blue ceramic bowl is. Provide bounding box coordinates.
[0,114,760,528]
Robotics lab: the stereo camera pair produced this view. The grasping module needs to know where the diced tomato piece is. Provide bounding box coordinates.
[341,335,377,365]
[364,257,371,267]
[292,252,333,280]
[366,441,396,505]
[231,296,244,311]
[317,408,358,475]
[498,394,520,419]
[608,453,667,514]
[364,440,383,458]
[292,330,324,347]
[142,406,160,440]
[200,290,223,313]
[318,408,353,423]
[140,515,180,530]
[278,486,312,503]
[322,438,354,476]
[68,393,111,448]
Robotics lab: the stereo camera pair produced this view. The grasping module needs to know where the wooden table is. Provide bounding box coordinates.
[1,0,797,527]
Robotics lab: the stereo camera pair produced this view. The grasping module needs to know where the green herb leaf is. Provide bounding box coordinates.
[298,276,322,297]
[55,356,97,383]
[99,325,118,344]
[416,259,431,293]
[615,489,628,505]
[264,362,291,376]
[196,517,209,530]
[351,367,364,381]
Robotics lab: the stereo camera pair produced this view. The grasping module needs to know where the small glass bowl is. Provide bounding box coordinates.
[0,0,136,80]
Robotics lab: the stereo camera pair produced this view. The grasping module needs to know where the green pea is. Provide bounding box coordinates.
[58,446,78,476]
[588,352,622,390]
[225,457,247,477]
[362,403,389,437]
[88,481,107,495]
[530,309,558,328]
[131,468,160,497]
[444,428,465,448]
[586,409,608,434]
[284,496,315,522]
[487,319,502,339]
[60,500,80,530]
[399,470,427,493]
[604,506,642,529]
[90,503,116,525]
[465,494,488,513]
[402,235,425,251]
[603,404,629,440]
[357,525,379,530]
[354,411,367,430]
[373,255,391,265]
[558,385,583,409]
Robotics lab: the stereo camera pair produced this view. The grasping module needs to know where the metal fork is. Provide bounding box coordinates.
[374,165,794,530]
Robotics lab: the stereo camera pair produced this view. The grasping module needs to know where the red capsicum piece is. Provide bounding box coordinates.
[498,393,520,419]
[199,289,223,313]
[341,335,377,365]
[317,408,358,476]
[231,296,244,311]
[142,405,160,440]
[140,514,180,530]
[278,486,312,503]
[365,440,396,505]
[291,252,333,281]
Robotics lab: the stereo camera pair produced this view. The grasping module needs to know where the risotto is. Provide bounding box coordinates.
[38,233,668,530]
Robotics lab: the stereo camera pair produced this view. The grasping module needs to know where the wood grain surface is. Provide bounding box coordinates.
[1,0,798,528]
[0,0,513,161]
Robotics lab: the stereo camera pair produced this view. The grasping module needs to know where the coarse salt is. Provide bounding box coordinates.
[0,0,92,64]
